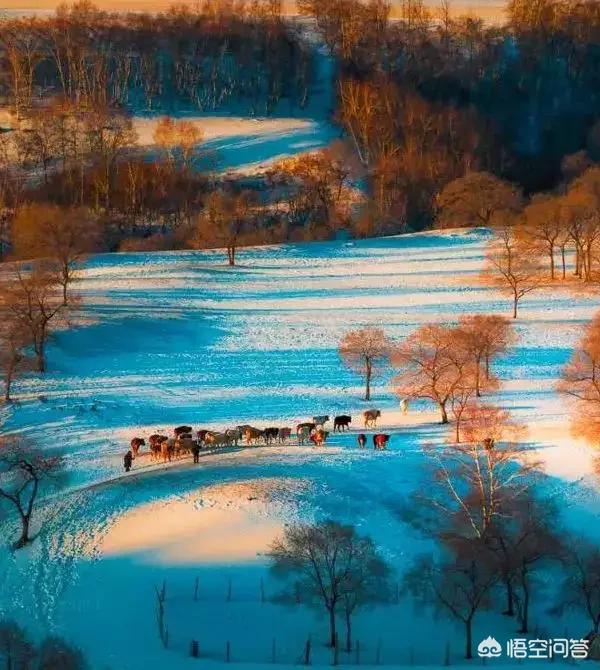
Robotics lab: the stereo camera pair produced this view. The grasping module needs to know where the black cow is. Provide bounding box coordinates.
[174,425,193,437]
[264,427,279,444]
[334,415,351,432]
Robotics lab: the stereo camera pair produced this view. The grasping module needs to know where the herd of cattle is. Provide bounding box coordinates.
[128,409,390,464]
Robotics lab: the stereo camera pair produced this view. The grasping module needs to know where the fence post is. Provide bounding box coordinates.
[190,640,199,658]
[226,640,231,663]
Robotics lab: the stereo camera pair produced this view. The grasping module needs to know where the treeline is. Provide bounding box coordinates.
[301,0,600,231]
[0,0,312,116]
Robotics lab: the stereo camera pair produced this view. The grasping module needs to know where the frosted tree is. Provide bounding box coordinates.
[339,327,391,400]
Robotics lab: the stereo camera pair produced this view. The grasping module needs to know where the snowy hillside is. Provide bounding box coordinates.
[1,228,599,669]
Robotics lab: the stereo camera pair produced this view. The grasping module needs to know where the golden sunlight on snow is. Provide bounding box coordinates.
[101,478,308,563]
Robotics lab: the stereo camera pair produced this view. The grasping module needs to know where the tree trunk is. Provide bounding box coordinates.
[227,245,235,266]
[440,401,449,424]
[328,607,337,648]
[345,609,352,653]
[561,246,566,280]
[503,576,514,616]
[518,570,530,634]
[4,359,15,402]
[549,243,555,280]
[62,277,69,306]
[36,334,46,373]
[475,358,481,397]
[15,512,31,548]
[455,418,460,443]
[365,359,372,401]
[512,293,518,319]
[465,617,473,660]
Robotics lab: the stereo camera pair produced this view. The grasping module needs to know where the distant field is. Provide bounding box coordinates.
[0,1,507,23]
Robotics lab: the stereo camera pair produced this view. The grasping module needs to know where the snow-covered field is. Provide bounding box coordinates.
[1,229,599,669]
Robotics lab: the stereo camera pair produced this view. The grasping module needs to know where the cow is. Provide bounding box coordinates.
[130,437,145,458]
[310,429,329,447]
[237,424,254,437]
[160,438,174,463]
[313,415,330,427]
[205,432,232,447]
[176,437,195,458]
[400,398,409,415]
[278,427,292,443]
[264,427,279,445]
[357,433,367,448]
[197,430,210,446]
[298,426,312,445]
[174,425,193,437]
[333,415,351,432]
[226,428,242,446]
[297,422,316,435]
[373,434,390,451]
[149,434,168,461]
[244,427,264,445]
[363,409,381,428]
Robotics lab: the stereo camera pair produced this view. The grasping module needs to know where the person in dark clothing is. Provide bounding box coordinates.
[124,450,133,472]
[191,442,201,464]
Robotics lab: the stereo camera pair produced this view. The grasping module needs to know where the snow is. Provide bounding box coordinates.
[0,228,599,669]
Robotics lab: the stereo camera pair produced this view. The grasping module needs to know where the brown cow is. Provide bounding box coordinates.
[206,432,232,447]
[363,409,381,428]
[278,428,292,443]
[244,427,264,445]
[130,437,145,459]
[373,434,390,451]
[149,434,168,461]
[310,429,329,447]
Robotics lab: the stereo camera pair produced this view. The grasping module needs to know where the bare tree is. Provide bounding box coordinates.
[484,216,546,318]
[269,521,389,649]
[0,437,64,548]
[11,204,98,305]
[190,189,255,266]
[435,172,522,229]
[557,313,600,446]
[457,314,516,396]
[392,323,471,424]
[0,312,31,403]
[405,548,498,660]
[486,497,561,628]
[2,265,65,373]
[339,327,392,400]
[520,194,566,280]
[553,540,600,634]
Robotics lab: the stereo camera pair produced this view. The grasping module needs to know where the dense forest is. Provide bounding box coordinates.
[0,0,600,254]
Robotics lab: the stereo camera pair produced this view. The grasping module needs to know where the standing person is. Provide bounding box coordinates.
[192,441,201,464]
[124,450,133,472]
